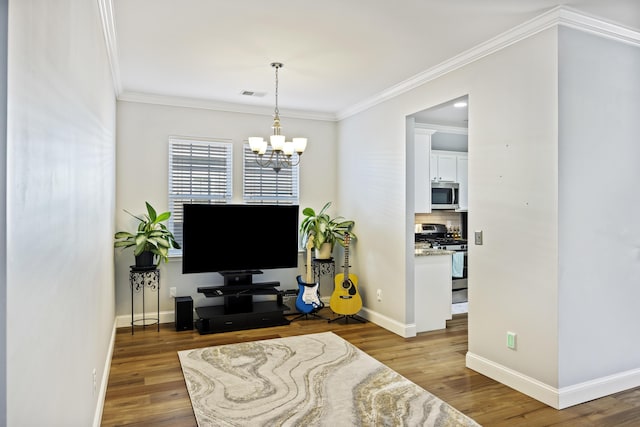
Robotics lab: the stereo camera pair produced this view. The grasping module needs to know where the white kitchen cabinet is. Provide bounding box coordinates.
[414,129,436,213]
[430,152,457,182]
[414,253,452,332]
[431,150,468,211]
[457,154,468,211]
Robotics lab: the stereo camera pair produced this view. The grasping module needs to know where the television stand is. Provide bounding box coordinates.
[195,280,290,334]
[219,270,264,285]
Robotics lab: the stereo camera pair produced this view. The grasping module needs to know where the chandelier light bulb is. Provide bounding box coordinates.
[249,136,267,155]
[270,134,286,151]
[293,138,307,154]
[248,137,265,153]
[283,141,295,156]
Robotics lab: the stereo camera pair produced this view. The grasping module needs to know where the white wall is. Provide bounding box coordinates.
[0,0,6,424]
[115,101,337,317]
[558,28,640,390]
[6,1,116,425]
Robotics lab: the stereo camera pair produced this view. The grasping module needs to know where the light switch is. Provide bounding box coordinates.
[507,331,517,349]
[474,230,483,245]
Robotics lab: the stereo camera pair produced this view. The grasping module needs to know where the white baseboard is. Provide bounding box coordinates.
[115,309,179,328]
[359,307,417,338]
[116,306,417,338]
[466,351,640,409]
[558,366,640,409]
[466,352,559,407]
[93,320,117,427]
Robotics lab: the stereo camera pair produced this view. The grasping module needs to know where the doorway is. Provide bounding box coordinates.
[408,95,469,315]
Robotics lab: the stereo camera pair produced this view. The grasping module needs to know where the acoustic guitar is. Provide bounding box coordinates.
[295,236,322,314]
[329,233,362,315]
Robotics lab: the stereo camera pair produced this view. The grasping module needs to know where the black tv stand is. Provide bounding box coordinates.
[195,279,290,334]
[219,270,264,285]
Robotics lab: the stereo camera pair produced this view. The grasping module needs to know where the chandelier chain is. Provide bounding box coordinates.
[274,64,279,117]
[248,62,306,173]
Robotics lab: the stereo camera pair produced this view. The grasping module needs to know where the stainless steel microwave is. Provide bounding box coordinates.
[431,182,459,210]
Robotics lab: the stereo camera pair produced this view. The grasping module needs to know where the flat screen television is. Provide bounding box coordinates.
[182,204,299,280]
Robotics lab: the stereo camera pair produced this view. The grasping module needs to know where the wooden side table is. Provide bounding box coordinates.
[129,266,160,334]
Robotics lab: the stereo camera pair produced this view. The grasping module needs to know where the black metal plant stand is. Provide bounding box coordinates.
[129,266,160,335]
[312,258,335,281]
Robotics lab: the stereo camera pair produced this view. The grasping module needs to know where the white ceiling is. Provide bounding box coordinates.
[411,95,469,128]
[108,0,640,120]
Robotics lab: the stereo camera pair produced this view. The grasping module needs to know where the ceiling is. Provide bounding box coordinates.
[410,95,469,128]
[108,0,640,120]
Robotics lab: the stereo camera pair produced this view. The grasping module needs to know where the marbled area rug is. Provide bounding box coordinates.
[178,332,480,427]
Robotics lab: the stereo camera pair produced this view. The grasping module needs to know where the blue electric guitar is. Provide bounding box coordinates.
[295,236,322,314]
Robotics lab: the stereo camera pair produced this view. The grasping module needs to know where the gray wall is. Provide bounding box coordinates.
[558,27,640,388]
[431,132,467,152]
[0,0,6,424]
[339,28,560,366]
[115,101,338,320]
[339,21,640,408]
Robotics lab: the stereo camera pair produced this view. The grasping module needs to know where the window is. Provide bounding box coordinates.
[243,143,299,204]
[168,137,232,251]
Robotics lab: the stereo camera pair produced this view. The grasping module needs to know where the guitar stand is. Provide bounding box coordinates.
[328,314,366,324]
[289,310,330,321]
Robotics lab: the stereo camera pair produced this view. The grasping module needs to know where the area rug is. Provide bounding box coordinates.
[178,331,480,426]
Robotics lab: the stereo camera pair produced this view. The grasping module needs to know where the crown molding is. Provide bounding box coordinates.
[97,0,122,96]
[416,123,468,135]
[118,91,337,122]
[337,6,640,121]
[557,6,640,47]
[97,3,640,123]
[414,127,437,136]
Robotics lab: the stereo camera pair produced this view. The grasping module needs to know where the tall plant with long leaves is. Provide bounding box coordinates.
[299,201,356,250]
[114,201,180,264]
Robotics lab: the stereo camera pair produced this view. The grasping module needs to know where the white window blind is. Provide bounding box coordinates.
[243,143,299,204]
[169,138,233,249]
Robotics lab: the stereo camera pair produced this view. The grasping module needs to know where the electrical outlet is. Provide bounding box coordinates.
[92,368,97,395]
[507,331,517,350]
[376,289,382,302]
[170,287,177,298]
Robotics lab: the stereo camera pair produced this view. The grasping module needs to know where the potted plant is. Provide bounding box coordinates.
[299,201,356,259]
[114,201,181,267]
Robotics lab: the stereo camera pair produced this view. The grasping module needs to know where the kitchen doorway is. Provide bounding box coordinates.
[408,95,469,316]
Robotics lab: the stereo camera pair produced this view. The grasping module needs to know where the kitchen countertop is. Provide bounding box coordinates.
[414,245,454,256]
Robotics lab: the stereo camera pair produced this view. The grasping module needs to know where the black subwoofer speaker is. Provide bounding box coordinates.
[175,296,194,331]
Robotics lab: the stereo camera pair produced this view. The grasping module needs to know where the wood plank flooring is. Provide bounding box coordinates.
[101,310,640,426]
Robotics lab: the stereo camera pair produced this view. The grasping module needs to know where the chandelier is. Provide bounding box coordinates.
[248,62,307,173]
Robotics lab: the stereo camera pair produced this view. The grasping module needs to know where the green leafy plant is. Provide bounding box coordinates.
[114,201,180,265]
[299,201,356,251]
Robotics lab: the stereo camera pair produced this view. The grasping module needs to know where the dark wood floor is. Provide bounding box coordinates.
[101,310,640,426]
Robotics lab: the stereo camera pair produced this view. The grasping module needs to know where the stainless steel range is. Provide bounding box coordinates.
[415,223,468,299]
